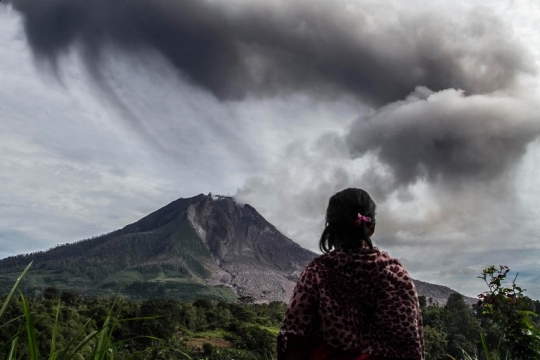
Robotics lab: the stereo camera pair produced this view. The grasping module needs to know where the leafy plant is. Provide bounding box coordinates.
[477,266,540,360]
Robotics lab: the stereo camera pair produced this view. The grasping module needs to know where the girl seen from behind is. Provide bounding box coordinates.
[278,188,424,360]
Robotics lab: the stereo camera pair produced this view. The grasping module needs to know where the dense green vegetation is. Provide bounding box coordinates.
[0,270,284,360]
[421,265,540,360]
[1,264,539,359]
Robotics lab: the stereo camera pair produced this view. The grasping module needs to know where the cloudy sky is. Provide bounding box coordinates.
[1,0,540,298]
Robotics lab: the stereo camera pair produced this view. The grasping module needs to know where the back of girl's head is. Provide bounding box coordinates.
[319,188,376,253]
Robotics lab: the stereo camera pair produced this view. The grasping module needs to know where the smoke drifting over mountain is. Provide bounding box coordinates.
[9,0,533,103]
[8,0,539,190]
[8,0,540,238]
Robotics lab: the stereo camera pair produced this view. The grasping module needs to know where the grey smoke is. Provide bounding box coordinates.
[6,0,534,104]
[6,0,540,204]
[348,87,540,189]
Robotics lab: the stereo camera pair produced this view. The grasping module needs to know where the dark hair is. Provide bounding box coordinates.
[319,188,376,253]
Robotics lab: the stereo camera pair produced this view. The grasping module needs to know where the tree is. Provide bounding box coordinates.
[238,296,254,305]
[422,303,444,329]
[423,326,447,360]
[43,286,60,300]
[193,298,213,309]
[442,293,481,358]
[418,295,427,309]
[60,289,80,305]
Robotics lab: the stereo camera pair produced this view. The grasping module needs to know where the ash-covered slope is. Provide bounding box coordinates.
[185,194,316,301]
[413,279,477,306]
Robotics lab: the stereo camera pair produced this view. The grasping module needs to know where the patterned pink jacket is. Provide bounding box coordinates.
[278,246,424,360]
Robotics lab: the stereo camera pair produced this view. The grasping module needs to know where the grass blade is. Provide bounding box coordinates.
[92,315,112,360]
[0,314,25,330]
[56,318,96,360]
[167,347,194,360]
[0,261,32,321]
[480,332,492,360]
[7,336,18,360]
[0,327,25,355]
[49,301,61,360]
[20,291,40,360]
[65,330,99,358]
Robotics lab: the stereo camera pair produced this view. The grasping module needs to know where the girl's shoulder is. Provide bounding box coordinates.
[307,247,401,273]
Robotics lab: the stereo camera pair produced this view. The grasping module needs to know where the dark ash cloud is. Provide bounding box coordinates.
[7,0,534,103]
[7,0,540,229]
[348,87,540,189]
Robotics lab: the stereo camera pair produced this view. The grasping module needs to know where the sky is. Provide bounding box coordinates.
[1,0,540,299]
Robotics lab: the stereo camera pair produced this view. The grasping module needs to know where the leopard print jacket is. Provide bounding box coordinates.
[278,246,424,359]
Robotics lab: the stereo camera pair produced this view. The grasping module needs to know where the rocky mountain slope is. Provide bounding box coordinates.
[0,194,475,304]
[414,279,476,305]
[0,194,314,302]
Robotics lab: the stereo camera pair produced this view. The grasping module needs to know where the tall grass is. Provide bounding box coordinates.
[0,262,192,360]
[450,333,509,360]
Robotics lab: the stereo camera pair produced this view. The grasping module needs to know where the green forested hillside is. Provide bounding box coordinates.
[0,220,236,301]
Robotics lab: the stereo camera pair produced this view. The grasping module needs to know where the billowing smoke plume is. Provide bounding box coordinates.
[348,87,540,189]
[6,0,540,252]
[7,0,534,104]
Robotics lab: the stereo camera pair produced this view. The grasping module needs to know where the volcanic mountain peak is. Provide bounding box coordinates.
[0,193,472,304]
[0,194,315,302]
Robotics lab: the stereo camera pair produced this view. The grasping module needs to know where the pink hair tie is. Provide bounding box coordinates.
[354,213,371,226]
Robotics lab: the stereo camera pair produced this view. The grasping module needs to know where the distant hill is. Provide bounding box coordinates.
[0,193,475,304]
[414,279,476,306]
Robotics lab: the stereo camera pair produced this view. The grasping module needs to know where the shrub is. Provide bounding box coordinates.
[477,265,540,359]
